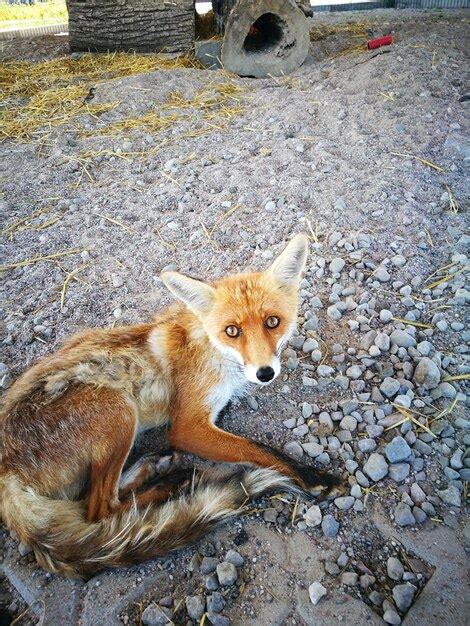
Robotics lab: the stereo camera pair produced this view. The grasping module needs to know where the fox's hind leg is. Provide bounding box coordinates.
[86,391,138,522]
[118,452,174,498]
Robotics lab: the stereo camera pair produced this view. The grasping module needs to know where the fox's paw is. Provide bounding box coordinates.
[295,464,347,501]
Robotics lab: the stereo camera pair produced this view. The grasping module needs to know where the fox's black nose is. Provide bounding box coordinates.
[256,366,275,383]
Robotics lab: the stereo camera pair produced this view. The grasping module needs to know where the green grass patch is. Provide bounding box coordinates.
[0,1,67,31]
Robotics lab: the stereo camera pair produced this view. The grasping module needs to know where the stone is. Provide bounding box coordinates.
[380,309,393,323]
[394,503,415,526]
[302,442,324,458]
[309,582,327,605]
[385,437,412,463]
[375,266,391,282]
[334,496,355,511]
[216,562,238,586]
[380,377,401,398]
[390,330,416,348]
[225,549,244,566]
[263,508,278,523]
[207,592,225,614]
[305,505,322,527]
[388,463,410,482]
[322,514,340,538]
[327,305,342,321]
[201,557,219,574]
[387,557,404,581]
[437,485,461,507]
[346,365,362,379]
[392,583,417,611]
[185,596,205,621]
[363,453,388,481]
[341,572,358,586]
[410,483,426,505]
[284,441,304,459]
[206,614,230,626]
[384,609,402,625]
[413,357,441,389]
[329,257,345,273]
[142,604,173,626]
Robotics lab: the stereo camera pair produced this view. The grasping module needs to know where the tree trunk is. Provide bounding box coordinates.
[212,0,311,34]
[68,0,195,53]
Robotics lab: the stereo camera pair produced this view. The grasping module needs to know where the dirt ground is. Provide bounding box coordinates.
[0,8,469,626]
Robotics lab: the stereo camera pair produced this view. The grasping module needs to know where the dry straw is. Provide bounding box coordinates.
[1,52,200,141]
[310,22,372,58]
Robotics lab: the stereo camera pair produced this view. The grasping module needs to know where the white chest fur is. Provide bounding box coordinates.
[205,361,248,423]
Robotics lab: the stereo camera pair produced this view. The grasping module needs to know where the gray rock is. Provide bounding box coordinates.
[207,592,225,614]
[284,441,304,459]
[363,453,389,481]
[388,463,410,482]
[201,557,219,574]
[327,305,342,321]
[392,583,417,611]
[334,496,355,511]
[390,330,416,348]
[329,257,345,273]
[417,341,433,356]
[380,377,401,398]
[206,614,230,626]
[205,574,219,591]
[385,437,412,463]
[263,508,278,523]
[358,438,376,453]
[305,504,322,527]
[185,596,205,621]
[322,514,340,538]
[346,365,362,379]
[225,550,244,566]
[384,609,402,625]
[360,574,376,589]
[394,503,415,526]
[317,364,335,377]
[410,483,426,505]
[302,442,324,458]
[216,562,238,586]
[413,357,441,389]
[387,557,404,581]
[309,581,327,605]
[380,309,393,323]
[437,485,461,507]
[375,332,390,351]
[341,572,358,586]
[375,266,391,282]
[142,604,173,626]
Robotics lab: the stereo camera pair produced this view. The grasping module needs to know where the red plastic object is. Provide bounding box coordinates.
[367,34,393,50]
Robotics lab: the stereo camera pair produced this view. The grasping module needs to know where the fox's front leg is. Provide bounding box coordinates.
[169,408,343,497]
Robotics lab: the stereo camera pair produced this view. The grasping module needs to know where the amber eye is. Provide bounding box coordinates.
[225,325,241,338]
[265,316,280,329]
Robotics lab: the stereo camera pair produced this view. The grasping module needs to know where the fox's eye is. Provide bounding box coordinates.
[265,316,280,329]
[225,325,241,338]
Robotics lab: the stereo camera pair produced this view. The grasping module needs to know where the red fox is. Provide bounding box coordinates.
[0,234,342,578]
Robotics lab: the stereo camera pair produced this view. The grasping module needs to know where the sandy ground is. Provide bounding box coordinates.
[0,8,469,626]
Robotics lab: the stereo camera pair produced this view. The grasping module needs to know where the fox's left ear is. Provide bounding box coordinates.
[161,271,215,315]
[268,233,309,286]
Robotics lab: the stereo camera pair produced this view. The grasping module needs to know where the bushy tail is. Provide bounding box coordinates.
[0,468,306,578]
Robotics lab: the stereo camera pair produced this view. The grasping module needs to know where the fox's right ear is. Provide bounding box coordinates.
[268,233,309,287]
[161,271,215,315]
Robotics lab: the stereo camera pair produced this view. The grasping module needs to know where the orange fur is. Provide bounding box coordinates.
[0,234,342,576]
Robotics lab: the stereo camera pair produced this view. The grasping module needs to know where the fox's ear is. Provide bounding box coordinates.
[268,233,309,286]
[161,271,215,314]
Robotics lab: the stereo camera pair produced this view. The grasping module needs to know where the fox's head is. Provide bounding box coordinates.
[161,233,308,385]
